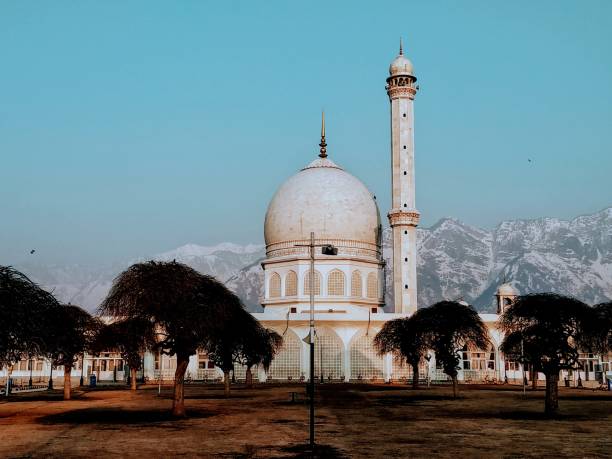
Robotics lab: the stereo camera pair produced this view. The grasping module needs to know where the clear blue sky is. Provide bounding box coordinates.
[1,0,611,264]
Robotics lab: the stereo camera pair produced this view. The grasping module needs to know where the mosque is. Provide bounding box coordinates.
[3,44,608,388]
[249,42,516,384]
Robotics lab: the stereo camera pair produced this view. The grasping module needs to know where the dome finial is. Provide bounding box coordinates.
[319,110,327,158]
[399,37,403,55]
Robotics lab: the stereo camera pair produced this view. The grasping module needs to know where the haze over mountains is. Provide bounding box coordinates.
[13,208,612,313]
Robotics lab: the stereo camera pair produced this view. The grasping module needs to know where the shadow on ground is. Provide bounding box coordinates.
[38,407,218,425]
[280,443,349,459]
[373,394,459,405]
[1,391,87,403]
[441,409,589,421]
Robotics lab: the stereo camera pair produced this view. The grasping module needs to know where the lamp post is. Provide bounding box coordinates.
[29,357,33,387]
[307,232,316,451]
[521,339,526,397]
[296,232,338,451]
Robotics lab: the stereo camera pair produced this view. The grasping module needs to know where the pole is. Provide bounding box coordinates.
[320,336,324,383]
[521,339,526,397]
[80,354,85,387]
[29,357,33,387]
[309,231,315,450]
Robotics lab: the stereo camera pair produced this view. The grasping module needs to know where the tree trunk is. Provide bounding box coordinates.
[171,356,189,418]
[544,372,559,415]
[246,366,253,389]
[63,366,72,400]
[6,367,12,396]
[130,368,137,391]
[224,370,231,398]
[531,368,538,390]
[411,362,420,390]
[452,375,458,399]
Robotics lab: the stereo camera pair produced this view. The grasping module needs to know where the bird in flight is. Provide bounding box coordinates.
[30,249,35,254]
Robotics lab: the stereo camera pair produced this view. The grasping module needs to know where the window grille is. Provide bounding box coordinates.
[391,358,428,381]
[303,270,321,295]
[269,272,281,298]
[285,270,297,296]
[267,329,302,380]
[366,272,378,299]
[327,270,345,296]
[232,363,249,381]
[351,270,362,297]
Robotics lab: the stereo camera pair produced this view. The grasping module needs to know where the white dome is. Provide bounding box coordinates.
[497,283,518,297]
[264,157,381,257]
[389,54,414,77]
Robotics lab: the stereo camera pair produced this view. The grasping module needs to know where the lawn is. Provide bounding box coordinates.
[0,383,610,458]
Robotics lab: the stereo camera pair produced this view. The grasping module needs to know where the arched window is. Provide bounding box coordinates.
[366,272,378,299]
[285,271,297,296]
[269,272,281,298]
[327,270,345,296]
[351,270,362,297]
[303,270,321,295]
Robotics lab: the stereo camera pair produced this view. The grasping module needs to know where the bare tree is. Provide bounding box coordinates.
[92,318,155,390]
[100,261,244,417]
[206,308,267,397]
[42,304,99,400]
[374,315,429,389]
[500,293,596,415]
[238,327,283,388]
[0,266,58,384]
[417,301,489,398]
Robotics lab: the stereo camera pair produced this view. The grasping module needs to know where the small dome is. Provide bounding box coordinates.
[497,283,518,297]
[389,54,414,77]
[264,157,381,255]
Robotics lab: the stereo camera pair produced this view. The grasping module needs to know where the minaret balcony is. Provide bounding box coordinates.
[387,209,420,227]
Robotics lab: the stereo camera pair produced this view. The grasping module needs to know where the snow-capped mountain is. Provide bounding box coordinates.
[154,243,264,283]
[13,208,612,313]
[14,243,264,313]
[412,207,612,311]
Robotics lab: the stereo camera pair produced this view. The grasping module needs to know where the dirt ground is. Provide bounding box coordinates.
[0,382,611,458]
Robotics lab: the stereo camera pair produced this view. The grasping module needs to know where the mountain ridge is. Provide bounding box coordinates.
[13,207,612,313]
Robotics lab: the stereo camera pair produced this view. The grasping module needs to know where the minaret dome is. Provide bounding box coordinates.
[389,38,415,78]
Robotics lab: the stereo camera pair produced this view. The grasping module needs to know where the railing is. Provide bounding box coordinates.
[195,369,222,382]
[153,370,177,381]
[430,370,451,382]
[462,369,498,383]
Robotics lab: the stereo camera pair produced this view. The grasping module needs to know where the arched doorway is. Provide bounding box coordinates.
[349,332,384,381]
[314,327,344,381]
[267,329,302,381]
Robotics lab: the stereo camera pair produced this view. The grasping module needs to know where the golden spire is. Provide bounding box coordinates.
[319,111,327,158]
[399,37,403,55]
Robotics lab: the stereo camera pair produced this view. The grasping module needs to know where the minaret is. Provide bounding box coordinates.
[386,39,419,314]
